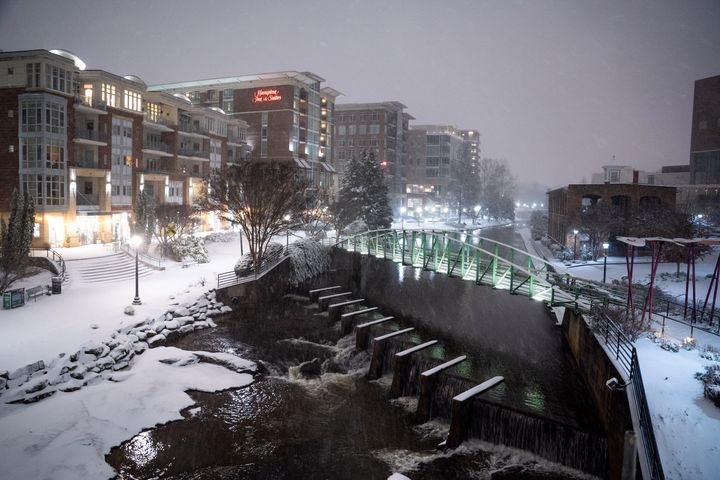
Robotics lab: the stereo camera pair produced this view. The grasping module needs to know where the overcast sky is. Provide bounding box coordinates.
[1,0,719,190]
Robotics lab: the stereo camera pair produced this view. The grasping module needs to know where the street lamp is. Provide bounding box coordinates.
[443,207,449,222]
[572,229,579,261]
[602,242,610,283]
[283,214,291,249]
[130,235,142,305]
[400,206,406,230]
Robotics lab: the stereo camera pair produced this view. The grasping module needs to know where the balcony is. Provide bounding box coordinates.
[142,140,173,156]
[141,160,176,174]
[227,133,246,145]
[143,113,174,132]
[74,156,103,169]
[178,123,209,137]
[73,128,108,146]
[178,147,209,160]
[74,96,107,115]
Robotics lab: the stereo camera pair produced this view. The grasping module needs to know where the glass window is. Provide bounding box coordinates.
[349,125,356,135]
[359,124,367,135]
[124,90,142,111]
[102,84,117,107]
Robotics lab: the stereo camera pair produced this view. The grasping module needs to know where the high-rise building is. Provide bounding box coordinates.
[149,72,341,202]
[333,102,413,212]
[0,49,248,247]
[405,125,480,209]
[688,74,720,208]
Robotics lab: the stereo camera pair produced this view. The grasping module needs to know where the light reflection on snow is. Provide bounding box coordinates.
[523,384,546,412]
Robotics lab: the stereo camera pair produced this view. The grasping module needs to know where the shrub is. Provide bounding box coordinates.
[170,236,209,264]
[234,242,284,277]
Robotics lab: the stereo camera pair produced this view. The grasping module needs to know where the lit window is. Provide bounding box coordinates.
[102,84,117,107]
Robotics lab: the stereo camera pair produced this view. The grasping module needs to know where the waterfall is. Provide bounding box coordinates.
[466,398,607,476]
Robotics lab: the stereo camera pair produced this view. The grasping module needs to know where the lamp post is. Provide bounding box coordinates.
[284,214,291,250]
[602,242,610,283]
[573,229,579,261]
[131,235,142,305]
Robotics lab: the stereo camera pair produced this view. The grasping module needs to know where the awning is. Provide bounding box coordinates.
[293,158,311,169]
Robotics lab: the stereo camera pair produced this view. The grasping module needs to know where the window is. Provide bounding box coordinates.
[371,112,379,121]
[349,125,356,135]
[359,124,367,135]
[359,138,366,147]
[146,103,161,122]
[45,102,65,134]
[21,138,42,169]
[348,138,354,147]
[44,174,65,206]
[337,125,346,136]
[336,139,344,147]
[46,139,65,169]
[26,63,41,88]
[102,84,117,107]
[369,137,378,147]
[369,124,380,135]
[21,100,42,132]
[124,90,142,112]
[338,149,345,160]
[45,65,71,93]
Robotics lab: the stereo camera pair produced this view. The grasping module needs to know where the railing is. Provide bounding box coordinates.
[76,191,99,206]
[30,247,66,280]
[178,147,209,159]
[74,128,108,143]
[217,247,289,289]
[74,157,102,169]
[594,314,665,480]
[178,123,209,136]
[74,96,106,111]
[142,141,170,153]
[114,240,164,270]
[143,113,174,127]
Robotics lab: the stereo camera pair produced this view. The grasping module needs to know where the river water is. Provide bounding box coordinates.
[106,225,600,480]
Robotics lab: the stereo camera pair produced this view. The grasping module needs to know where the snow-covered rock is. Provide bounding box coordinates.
[147,334,167,347]
[9,360,45,380]
[123,306,135,316]
[163,320,180,331]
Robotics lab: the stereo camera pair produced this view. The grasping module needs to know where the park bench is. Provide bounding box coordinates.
[182,257,197,268]
[26,285,46,302]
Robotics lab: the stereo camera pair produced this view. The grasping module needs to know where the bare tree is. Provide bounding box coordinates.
[477,158,516,220]
[206,160,309,272]
[580,203,623,260]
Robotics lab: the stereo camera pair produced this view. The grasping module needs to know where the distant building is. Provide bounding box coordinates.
[333,102,413,211]
[547,183,676,247]
[150,72,341,202]
[689,74,720,210]
[0,49,248,247]
[405,125,480,209]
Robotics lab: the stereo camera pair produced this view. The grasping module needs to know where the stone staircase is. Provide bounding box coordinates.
[66,252,157,285]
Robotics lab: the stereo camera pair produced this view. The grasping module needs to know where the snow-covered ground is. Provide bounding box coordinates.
[520,228,720,479]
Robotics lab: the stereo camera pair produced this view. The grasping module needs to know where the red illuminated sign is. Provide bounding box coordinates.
[252,88,282,103]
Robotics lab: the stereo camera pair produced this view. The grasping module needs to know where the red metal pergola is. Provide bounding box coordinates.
[616,236,720,333]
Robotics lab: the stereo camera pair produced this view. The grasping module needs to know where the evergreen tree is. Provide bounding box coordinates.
[133,191,156,247]
[0,189,35,292]
[332,149,392,231]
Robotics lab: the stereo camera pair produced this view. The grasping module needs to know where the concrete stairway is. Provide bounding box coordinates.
[67,252,156,285]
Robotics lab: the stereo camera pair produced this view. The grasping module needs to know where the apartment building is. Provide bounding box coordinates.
[405,125,480,209]
[149,72,341,202]
[0,49,248,247]
[333,102,413,212]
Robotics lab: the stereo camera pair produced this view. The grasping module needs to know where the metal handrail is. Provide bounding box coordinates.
[115,240,164,269]
[594,313,664,480]
[217,247,290,289]
[30,247,66,280]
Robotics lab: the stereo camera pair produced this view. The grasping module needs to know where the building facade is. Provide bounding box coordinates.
[0,49,248,247]
[149,72,341,202]
[689,74,720,210]
[333,102,413,212]
[405,125,480,209]
[547,183,677,247]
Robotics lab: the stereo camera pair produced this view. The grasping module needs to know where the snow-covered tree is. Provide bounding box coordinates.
[0,189,35,292]
[448,144,480,223]
[153,204,196,257]
[331,149,392,231]
[206,160,309,273]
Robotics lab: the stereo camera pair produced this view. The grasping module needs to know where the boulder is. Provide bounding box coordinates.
[9,360,45,380]
[147,334,167,347]
[298,358,322,377]
[179,325,194,335]
[124,306,135,316]
[25,379,49,394]
[175,316,194,327]
[164,319,180,330]
[134,342,148,355]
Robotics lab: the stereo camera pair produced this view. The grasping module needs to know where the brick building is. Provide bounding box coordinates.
[0,49,248,247]
[149,72,341,202]
[547,183,677,247]
[333,102,413,212]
